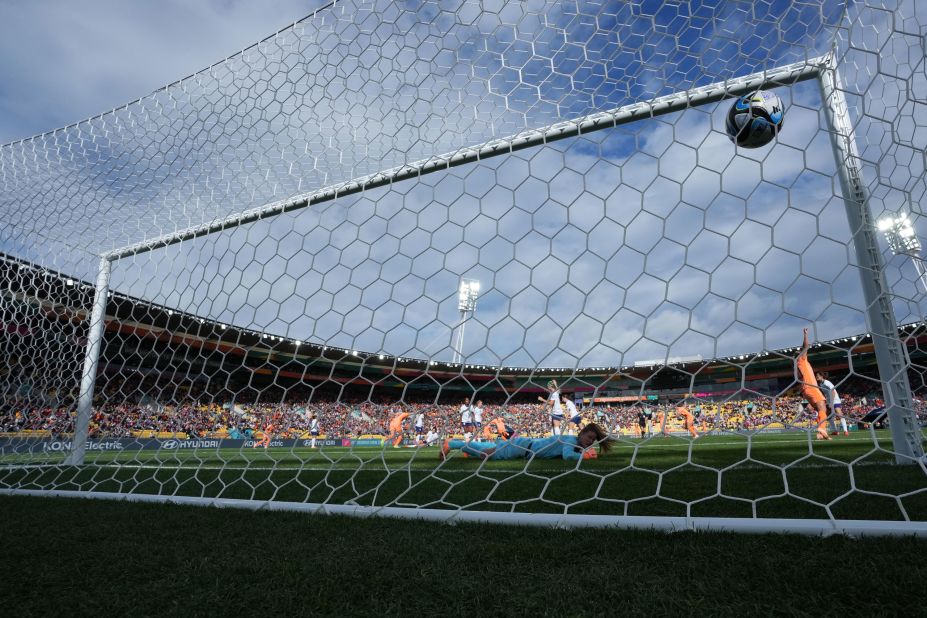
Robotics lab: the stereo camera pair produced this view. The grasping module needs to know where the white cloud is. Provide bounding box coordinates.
[4,0,926,371]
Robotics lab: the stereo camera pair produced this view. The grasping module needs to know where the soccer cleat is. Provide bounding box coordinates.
[439,439,450,461]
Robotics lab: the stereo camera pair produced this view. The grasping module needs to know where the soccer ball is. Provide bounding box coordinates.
[725,90,784,149]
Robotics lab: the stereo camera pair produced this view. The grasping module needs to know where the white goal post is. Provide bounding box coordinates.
[64,52,925,471]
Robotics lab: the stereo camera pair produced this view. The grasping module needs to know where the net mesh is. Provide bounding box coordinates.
[1,0,926,525]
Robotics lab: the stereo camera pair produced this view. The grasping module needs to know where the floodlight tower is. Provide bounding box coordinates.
[453,278,480,364]
[877,212,927,293]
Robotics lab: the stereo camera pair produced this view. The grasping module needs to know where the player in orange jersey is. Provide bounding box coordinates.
[254,416,274,449]
[797,328,831,440]
[676,398,700,439]
[388,410,410,448]
[655,409,667,437]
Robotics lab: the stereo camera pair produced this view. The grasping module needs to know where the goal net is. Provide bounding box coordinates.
[1,0,926,535]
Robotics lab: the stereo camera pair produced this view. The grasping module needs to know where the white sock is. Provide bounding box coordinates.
[840,418,848,433]
[553,426,561,436]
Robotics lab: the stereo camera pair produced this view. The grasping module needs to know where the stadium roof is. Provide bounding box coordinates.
[4,251,925,398]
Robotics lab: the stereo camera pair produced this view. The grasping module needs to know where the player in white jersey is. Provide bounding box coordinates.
[642,407,654,437]
[538,380,564,436]
[409,411,425,447]
[472,401,484,433]
[424,428,440,446]
[816,372,848,436]
[561,395,582,433]
[460,399,474,440]
[308,413,320,448]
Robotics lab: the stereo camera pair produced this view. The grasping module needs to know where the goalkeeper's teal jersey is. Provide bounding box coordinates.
[450,435,584,461]
[527,435,582,460]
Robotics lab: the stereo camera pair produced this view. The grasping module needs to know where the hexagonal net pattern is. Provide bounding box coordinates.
[1,1,926,532]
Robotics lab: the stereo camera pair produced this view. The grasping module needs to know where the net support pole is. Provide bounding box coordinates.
[817,52,926,464]
[63,256,111,466]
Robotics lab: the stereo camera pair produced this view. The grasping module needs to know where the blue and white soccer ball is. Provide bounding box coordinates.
[725,90,784,149]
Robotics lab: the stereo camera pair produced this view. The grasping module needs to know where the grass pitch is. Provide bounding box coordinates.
[1,494,926,617]
[2,431,926,521]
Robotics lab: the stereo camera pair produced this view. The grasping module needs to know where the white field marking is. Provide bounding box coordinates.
[48,458,909,474]
[0,434,909,469]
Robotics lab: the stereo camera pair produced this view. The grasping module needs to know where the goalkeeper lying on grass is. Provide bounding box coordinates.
[440,423,612,462]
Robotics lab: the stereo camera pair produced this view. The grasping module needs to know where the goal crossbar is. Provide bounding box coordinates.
[105,55,827,261]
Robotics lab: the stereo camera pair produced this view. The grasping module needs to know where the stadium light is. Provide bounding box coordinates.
[457,278,480,311]
[452,278,480,364]
[878,211,927,292]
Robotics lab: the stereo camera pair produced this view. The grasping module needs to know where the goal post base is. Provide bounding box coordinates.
[6,488,926,538]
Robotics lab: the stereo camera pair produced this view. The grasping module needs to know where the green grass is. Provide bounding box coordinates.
[3,431,926,521]
[1,494,925,617]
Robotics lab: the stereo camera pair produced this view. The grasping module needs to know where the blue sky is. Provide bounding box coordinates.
[1,0,925,369]
[0,0,320,144]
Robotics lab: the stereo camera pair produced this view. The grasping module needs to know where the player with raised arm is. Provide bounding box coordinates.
[459,399,474,441]
[387,409,410,448]
[441,423,612,462]
[816,371,848,436]
[562,395,582,434]
[538,380,564,436]
[797,328,831,440]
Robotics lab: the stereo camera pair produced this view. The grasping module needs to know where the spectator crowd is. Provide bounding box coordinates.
[2,374,925,439]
